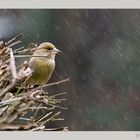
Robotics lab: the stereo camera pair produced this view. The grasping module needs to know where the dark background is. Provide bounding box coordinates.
[0,9,140,130]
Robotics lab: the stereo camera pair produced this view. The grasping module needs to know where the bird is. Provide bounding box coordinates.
[28,42,61,86]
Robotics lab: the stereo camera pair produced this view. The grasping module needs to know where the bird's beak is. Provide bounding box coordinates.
[53,48,62,54]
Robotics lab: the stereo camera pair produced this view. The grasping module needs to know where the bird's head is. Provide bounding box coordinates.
[34,42,61,59]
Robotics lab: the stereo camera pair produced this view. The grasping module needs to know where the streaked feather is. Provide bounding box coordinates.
[29,58,55,85]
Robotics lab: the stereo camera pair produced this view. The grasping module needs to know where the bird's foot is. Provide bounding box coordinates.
[39,86,48,95]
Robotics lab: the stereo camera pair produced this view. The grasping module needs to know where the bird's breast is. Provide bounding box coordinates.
[29,58,55,85]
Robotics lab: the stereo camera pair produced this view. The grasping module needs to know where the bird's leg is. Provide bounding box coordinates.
[39,86,48,95]
[39,85,45,94]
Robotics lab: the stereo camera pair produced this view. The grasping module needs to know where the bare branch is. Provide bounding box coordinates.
[5,33,23,47]
[0,97,23,106]
[30,126,45,131]
[42,78,70,88]
[7,40,22,48]
[44,127,68,131]
[9,48,18,79]
[36,112,52,123]
[13,46,24,53]
[14,55,52,58]
[50,92,67,98]
[0,34,68,131]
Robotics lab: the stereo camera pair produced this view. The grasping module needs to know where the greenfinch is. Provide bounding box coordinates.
[28,42,61,86]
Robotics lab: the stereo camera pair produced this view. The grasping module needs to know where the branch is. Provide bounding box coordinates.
[0,48,18,97]
[14,55,52,58]
[28,78,70,92]
[42,78,70,88]
[9,48,18,79]
[5,33,23,47]
[44,127,68,131]
[7,40,22,48]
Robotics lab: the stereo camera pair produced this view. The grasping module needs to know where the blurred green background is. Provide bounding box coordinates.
[0,9,140,130]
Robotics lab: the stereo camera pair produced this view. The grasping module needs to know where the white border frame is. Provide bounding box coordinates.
[0,0,140,8]
[0,0,140,139]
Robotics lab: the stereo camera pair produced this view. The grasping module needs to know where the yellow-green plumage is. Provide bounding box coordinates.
[28,42,60,86]
[29,58,55,85]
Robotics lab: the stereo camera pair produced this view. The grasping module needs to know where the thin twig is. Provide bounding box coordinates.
[44,127,68,131]
[40,111,61,126]
[30,79,70,92]
[13,46,24,53]
[28,106,49,110]
[33,103,43,120]
[36,112,52,123]
[14,43,37,54]
[0,97,23,106]
[5,33,23,47]
[7,40,22,48]
[50,92,67,98]
[30,126,45,131]
[14,55,50,58]
[51,98,67,101]
[15,76,30,95]
[19,117,32,121]
[48,104,67,109]
[42,78,70,88]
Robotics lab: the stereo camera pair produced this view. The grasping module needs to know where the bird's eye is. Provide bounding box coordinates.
[47,47,53,50]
